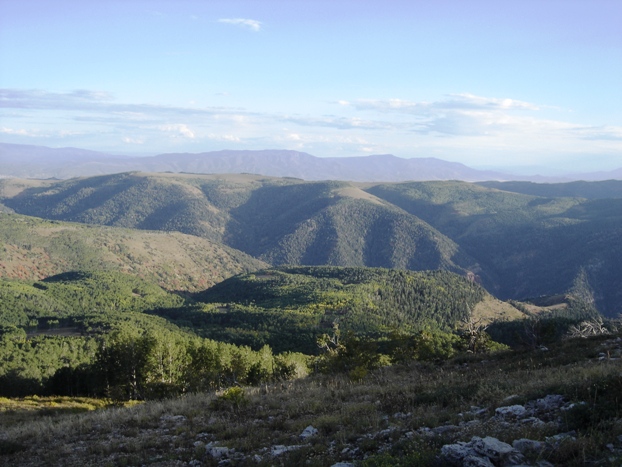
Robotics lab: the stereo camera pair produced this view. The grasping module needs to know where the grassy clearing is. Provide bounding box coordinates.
[0,396,138,429]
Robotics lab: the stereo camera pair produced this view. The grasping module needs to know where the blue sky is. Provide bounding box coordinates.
[1,0,621,173]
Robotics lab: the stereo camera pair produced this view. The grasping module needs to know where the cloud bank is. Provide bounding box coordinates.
[1,88,621,170]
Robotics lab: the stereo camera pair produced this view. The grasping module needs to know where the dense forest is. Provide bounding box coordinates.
[0,262,600,401]
[0,270,310,398]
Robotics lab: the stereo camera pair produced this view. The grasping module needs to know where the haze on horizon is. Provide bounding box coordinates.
[0,0,620,174]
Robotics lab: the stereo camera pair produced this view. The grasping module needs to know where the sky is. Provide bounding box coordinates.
[0,0,621,173]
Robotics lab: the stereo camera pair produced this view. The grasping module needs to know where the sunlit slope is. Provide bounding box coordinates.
[0,213,267,291]
[0,270,185,329]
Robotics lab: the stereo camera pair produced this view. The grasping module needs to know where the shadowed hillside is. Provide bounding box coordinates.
[366,181,622,316]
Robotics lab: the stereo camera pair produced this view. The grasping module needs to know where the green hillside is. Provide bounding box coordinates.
[1,173,475,275]
[2,174,621,316]
[0,270,184,330]
[0,212,267,291]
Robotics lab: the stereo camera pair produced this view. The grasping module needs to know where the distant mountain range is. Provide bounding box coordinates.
[2,142,621,182]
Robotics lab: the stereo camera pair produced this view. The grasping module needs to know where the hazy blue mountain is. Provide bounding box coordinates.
[3,142,620,182]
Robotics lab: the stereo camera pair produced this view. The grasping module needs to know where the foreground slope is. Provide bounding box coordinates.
[2,333,621,466]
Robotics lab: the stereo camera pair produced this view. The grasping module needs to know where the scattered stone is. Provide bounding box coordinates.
[463,420,481,428]
[519,416,545,426]
[470,406,489,416]
[472,436,522,463]
[331,463,355,467]
[432,425,461,435]
[495,405,527,419]
[300,425,319,440]
[376,427,396,439]
[462,455,495,466]
[160,414,187,424]
[533,394,565,412]
[513,438,544,455]
[546,431,577,444]
[207,446,231,459]
[441,441,472,465]
[440,436,525,466]
[416,427,435,437]
[270,444,305,456]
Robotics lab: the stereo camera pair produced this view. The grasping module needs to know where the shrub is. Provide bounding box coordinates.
[210,386,248,411]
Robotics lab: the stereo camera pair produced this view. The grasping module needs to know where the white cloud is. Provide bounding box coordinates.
[207,133,240,142]
[351,93,540,115]
[159,124,195,139]
[122,137,144,144]
[218,18,262,32]
[0,127,33,136]
[283,115,395,131]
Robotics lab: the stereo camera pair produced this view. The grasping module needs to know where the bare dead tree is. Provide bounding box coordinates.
[566,317,610,339]
[461,305,489,353]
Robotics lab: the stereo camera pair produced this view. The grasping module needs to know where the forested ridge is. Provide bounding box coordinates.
[2,173,621,316]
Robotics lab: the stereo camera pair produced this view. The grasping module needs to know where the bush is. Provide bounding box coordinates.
[210,386,248,411]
